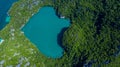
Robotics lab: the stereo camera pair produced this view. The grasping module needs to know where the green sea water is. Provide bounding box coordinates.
[22,7,70,58]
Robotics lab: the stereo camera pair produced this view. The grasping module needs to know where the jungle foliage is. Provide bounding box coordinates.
[52,0,120,66]
[2,0,119,67]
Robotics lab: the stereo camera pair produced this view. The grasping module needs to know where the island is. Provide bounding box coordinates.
[0,0,120,67]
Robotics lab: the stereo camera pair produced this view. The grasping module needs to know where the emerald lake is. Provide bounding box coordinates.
[22,7,70,58]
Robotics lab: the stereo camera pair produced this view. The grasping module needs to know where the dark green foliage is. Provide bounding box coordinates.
[2,0,119,67]
[52,0,120,66]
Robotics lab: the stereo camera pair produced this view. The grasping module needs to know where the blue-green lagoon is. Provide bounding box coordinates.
[22,7,70,58]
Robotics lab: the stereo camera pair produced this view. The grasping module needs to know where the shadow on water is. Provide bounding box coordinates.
[57,27,68,50]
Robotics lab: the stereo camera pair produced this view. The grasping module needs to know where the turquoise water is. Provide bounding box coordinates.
[5,16,11,22]
[0,38,3,43]
[0,38,2,42]
[0,0,17,30]
[22,7,70,58]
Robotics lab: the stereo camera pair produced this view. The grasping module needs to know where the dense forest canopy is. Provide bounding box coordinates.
[2,0,119,67]
[51,0,120,66]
